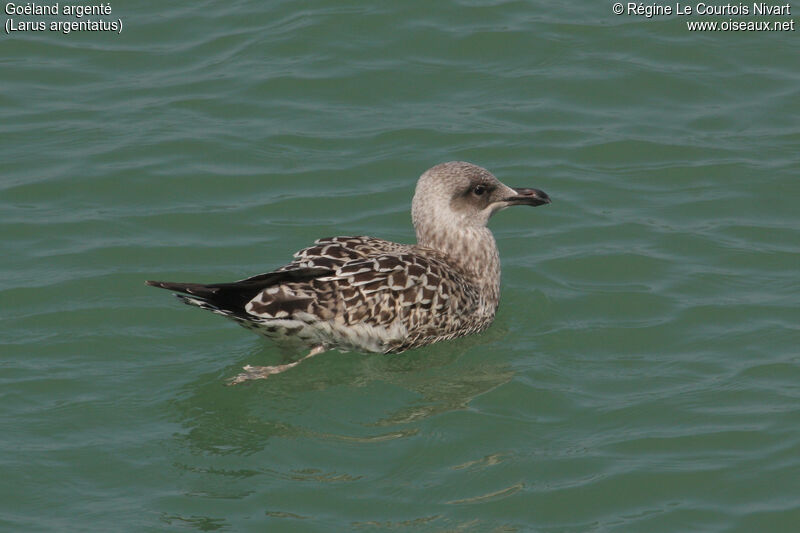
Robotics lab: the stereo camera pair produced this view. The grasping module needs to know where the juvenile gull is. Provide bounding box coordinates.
[146,162,550,383]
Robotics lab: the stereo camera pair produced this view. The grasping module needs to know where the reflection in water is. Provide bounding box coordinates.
[170,323,515,456]
[164,323,519,530]
[160,514,227,531]
[446,481,525,505]
[351,515,442,530]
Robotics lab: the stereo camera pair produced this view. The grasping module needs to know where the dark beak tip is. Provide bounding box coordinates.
[509,187,551,206]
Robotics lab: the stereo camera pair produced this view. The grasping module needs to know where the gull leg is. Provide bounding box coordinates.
[227,345,326,385]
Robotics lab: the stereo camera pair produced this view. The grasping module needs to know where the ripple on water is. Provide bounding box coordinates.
[1,1,799,530]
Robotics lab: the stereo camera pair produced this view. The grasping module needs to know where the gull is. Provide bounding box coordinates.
[146,162,550,383]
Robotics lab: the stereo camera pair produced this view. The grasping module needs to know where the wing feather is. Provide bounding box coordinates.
[247,239,486,351]
[151,235,489,353]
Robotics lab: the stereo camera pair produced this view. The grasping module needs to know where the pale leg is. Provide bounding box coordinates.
[227,345,326,385]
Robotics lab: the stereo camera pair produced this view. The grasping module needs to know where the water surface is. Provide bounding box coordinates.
[1,1,798,531]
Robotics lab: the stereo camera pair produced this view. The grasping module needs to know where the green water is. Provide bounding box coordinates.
[2,1,799,531]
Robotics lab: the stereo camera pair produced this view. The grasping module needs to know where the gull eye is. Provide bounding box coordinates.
[473,184,486,196]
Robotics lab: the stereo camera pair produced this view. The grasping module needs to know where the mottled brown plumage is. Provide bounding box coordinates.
[245,235,486,353]
[146,162,550,382]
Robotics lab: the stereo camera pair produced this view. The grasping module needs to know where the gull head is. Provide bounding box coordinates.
[411,161,550,235]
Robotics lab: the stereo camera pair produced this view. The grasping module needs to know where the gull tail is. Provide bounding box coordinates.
[145,267,333,318]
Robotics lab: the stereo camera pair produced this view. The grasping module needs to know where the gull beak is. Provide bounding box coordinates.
[504,187,551,207]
